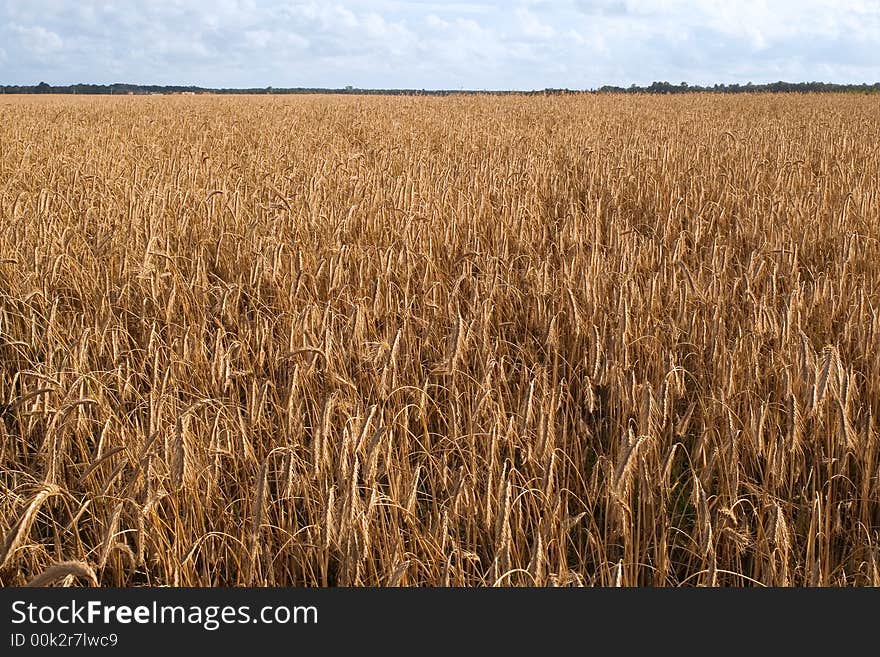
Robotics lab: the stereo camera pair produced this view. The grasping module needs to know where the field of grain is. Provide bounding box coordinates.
[1,93,879,586]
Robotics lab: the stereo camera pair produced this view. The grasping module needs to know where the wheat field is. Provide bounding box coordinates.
[1,93,879,586]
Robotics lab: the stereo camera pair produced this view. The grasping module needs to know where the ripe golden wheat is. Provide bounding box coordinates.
[1,93,879,586]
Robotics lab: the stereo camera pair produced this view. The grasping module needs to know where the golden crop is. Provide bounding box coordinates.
[1,93,879,586]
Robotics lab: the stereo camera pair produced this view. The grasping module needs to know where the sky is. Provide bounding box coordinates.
[1,0,878,90]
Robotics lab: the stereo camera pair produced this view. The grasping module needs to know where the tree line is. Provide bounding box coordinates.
[2,80,879,95]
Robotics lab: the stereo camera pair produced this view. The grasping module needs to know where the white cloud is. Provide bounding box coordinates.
[243,29,309,51]
[10,24,64,55]
[515,8,556,39]
[424,14,450,30]
[0,0,877,88]
[574,0,631,16]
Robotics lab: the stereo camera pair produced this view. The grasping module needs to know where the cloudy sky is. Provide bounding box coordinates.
[1,1,878,89]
